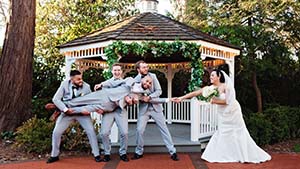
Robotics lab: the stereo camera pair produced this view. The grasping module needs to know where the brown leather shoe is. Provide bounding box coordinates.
[50,110,61,122]
[45,103,57,110]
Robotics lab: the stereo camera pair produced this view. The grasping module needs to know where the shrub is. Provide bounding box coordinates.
[294,144,300,153]
[15,116,54,153]
[264,107,290,143]
[14,116,100,154]
[245,105,300,146]
[245,113,273,145]
[32,98,53,119]
[286,107,300,138]
[61,122,90,151]
[61,118,100,151]
[1,131,15,141]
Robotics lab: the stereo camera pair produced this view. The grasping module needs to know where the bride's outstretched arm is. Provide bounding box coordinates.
[172,89,203,103]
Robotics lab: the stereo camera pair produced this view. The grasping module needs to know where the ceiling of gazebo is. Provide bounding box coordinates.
[59,12,240,50]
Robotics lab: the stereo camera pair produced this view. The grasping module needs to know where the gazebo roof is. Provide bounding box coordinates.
[59,12,239,50]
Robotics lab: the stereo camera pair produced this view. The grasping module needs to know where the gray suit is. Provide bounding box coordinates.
[134,73,176,155]
[51,80,99,157]
[64,77,167,113]
[64,78,135,113]
[100,77,129,156]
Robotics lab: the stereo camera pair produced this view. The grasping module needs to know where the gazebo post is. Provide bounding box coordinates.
[225,59,235,85]
[65,56,76,79]
[167,63,172,124]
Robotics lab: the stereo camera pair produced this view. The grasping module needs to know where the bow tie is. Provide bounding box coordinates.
[141,74,148,78]
[72,86,79,90]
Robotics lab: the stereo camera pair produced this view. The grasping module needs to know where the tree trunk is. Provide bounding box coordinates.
[251,71,263,113]
[0,0,36,132]
[247,17,263,113]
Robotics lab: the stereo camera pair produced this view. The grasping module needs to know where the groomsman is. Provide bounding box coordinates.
[47,70,101,163]
[94,63,130,162]
[132,60,179,161]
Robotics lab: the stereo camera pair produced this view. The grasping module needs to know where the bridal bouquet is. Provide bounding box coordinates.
[200,86,219,102]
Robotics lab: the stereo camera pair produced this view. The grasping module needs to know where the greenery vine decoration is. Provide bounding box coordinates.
[104,40,204,92]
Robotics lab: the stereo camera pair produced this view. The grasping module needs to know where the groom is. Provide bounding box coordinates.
[132,60,179,161]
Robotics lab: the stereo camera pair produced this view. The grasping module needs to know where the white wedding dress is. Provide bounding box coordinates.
[201,92,271,163]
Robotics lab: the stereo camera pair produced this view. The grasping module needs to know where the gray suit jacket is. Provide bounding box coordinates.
[103,77,135,102]
[52,80,91,112]
[101,77,125,88]
[134,72,163,113]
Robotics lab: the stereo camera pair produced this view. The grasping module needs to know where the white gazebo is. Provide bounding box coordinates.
[58,0,240,150]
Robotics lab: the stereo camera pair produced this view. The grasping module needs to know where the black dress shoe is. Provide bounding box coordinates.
[171,153,179,161]
[120,154,129,162]
[131,153,143,160]
[46,156,59,163]
[103,155,111,162]
[94,155,102,162]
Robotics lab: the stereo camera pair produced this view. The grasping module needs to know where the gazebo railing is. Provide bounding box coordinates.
[91,98,218,143]
[126,101,191,123]
[190,98,218,141]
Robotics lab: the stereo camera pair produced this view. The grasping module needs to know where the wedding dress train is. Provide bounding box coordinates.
[201,93,271,163]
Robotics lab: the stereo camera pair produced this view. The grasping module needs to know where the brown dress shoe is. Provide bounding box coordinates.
[50,110,61,122]
[45,103,57,110]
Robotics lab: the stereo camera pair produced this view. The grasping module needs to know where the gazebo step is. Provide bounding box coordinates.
[100,123,210,153]
[109,142,206,153]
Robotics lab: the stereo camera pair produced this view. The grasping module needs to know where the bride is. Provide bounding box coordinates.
[173,69,271,163]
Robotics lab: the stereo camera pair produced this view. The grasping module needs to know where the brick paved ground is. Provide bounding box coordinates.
[0,153,299,169]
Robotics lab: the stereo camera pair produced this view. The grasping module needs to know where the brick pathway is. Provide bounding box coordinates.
[0,153,299,169]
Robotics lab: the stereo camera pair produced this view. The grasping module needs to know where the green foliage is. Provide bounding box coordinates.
[61,119,100,151]
[33,0,137,96]
[1,131,15,140]
[182,0,300,110]
[264,108,290,143]
[61,122,90,151]
[15,116,55,153]
[82,68,105,91]
[172,70,190,97]
[294,144,300,153]
[33,0,137,117]
[14,116,100,154]
[245,105,300,145]
[104,40,203,91]
[245,113,273,145]
[31,98,53,119]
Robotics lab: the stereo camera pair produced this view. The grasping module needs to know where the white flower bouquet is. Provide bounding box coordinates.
[201,86,219,102]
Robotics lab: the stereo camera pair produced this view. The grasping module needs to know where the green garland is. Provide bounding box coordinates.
[104,40,204,92]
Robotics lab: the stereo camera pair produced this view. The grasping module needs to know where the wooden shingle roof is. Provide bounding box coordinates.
[59,12,239,50]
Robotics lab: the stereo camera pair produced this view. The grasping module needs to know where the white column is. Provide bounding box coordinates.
[65,56,76,79]
[225,59,235,86]
[167,63,172,124]
[190,97,200,141]
[110,122,119,143]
